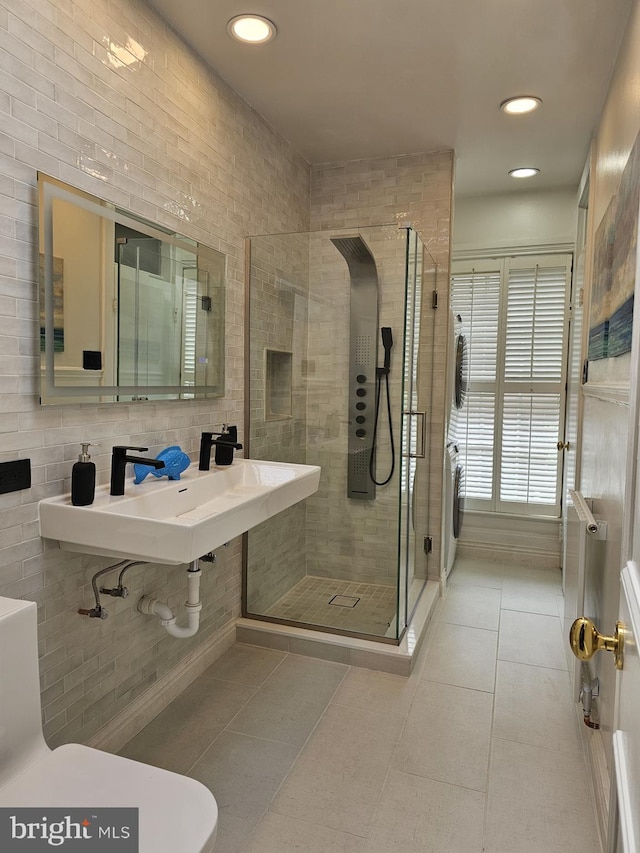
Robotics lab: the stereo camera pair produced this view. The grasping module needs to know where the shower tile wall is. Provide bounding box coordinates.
[247,154,453,623]
[0,0,310,748]
[304,228,406,586]
[247,234,310,613]
[309,153,454,582]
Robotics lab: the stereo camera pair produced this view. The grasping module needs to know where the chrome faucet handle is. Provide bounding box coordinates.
[218,424,237,440]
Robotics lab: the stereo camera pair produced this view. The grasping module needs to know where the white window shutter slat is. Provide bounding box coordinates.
[451,269,500,382]
[450,255,569,516]
[460,391,496,501]
[182,267,198,386]
[450,267,500,508]
[500,393,561,506]
[505,265,567,382]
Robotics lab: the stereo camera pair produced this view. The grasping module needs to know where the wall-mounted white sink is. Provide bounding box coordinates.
[39,459,321,565]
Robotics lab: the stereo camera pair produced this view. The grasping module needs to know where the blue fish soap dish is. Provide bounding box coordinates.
[134,446,191,484]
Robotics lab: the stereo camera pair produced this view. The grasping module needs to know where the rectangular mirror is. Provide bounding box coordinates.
[38,173,225,405]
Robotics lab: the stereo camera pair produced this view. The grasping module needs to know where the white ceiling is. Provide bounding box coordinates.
[146,0,632,197]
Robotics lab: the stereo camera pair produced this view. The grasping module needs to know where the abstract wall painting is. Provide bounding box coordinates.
[588,195,616,360]
[588,128,640,361]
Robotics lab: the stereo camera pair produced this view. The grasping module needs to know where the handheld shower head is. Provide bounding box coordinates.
[380,327,393,375]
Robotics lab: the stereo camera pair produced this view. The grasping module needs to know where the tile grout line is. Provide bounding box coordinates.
[239,656,354,852]
[357,584,464,845]
[481,583,503,852]
[182,649,291,778]
[249,597,446,847]
[490,733,588,758]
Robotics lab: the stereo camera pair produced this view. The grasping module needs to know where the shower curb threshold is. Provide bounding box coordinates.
[236,580,440,676]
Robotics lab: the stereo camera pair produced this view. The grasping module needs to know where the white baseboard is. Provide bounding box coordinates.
[456,541,561,569]
[576,706,610,852]
[88,620,237,755]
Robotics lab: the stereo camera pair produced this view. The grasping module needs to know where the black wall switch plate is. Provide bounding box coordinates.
[0,459,31,494]
[83,350,102,370]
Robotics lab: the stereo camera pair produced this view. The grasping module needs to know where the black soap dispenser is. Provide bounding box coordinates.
[71,443,96,506]
[214,425,242,466]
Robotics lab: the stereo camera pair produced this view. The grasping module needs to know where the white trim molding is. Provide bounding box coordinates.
[453,242,575,262]
[458,511,561,568]
[612,731,636,853]
[582,385,630,406]
[579,718,610,853]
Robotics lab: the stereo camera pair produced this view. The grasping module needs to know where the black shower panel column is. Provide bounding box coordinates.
[331,236,379,500]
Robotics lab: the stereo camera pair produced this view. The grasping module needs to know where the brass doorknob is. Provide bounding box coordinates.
[557,440,571,451]
[569,617,624,670]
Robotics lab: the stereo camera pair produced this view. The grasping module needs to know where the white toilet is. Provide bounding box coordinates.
[0,596,217,852]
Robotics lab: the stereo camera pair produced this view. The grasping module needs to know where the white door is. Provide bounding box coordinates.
[607,561,640,852]
[609,238,640,851]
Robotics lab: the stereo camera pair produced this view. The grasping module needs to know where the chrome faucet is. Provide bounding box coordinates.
[110,446,165,495]
[199,425,243,470]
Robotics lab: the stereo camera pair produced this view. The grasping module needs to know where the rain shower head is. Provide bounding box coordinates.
[330,235,374,265]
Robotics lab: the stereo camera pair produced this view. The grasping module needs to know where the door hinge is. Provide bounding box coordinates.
[582,358,589,384]
[432,291,438,309]
[424,536,433,554]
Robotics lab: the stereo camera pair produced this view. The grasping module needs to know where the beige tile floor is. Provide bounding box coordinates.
[120,556,601,853]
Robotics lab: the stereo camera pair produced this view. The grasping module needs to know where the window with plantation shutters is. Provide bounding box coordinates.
[460,392,496,501]
[451,254,571,516]
[505,262,567,382]
[449,268,501,381]
[181,266,198,388]
[450,263,500,505]
[500,392,561,506]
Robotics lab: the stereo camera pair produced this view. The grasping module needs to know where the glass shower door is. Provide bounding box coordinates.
[397,228,435,636]
[244,224,434,644]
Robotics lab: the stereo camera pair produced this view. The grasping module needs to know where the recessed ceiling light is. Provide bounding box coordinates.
[500,96,542,115]
[509,167,540,178]
[227,15,277,44]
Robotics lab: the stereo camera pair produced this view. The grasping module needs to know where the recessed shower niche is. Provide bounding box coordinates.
[265,349,293,420]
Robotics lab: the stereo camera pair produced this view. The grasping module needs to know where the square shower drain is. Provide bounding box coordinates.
[328,594,360,608]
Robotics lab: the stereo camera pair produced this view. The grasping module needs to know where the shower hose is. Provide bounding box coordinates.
[369,369,395,486]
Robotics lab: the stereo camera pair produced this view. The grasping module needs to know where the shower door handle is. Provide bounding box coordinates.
[405,411,426,458]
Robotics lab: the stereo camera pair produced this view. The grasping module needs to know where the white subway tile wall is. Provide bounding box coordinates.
[0,0,310,747]
[0,0,452,749]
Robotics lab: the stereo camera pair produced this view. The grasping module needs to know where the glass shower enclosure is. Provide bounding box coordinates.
[244,225,436,643]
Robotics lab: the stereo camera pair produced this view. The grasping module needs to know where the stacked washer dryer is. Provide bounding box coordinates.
[443,313,466,578]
